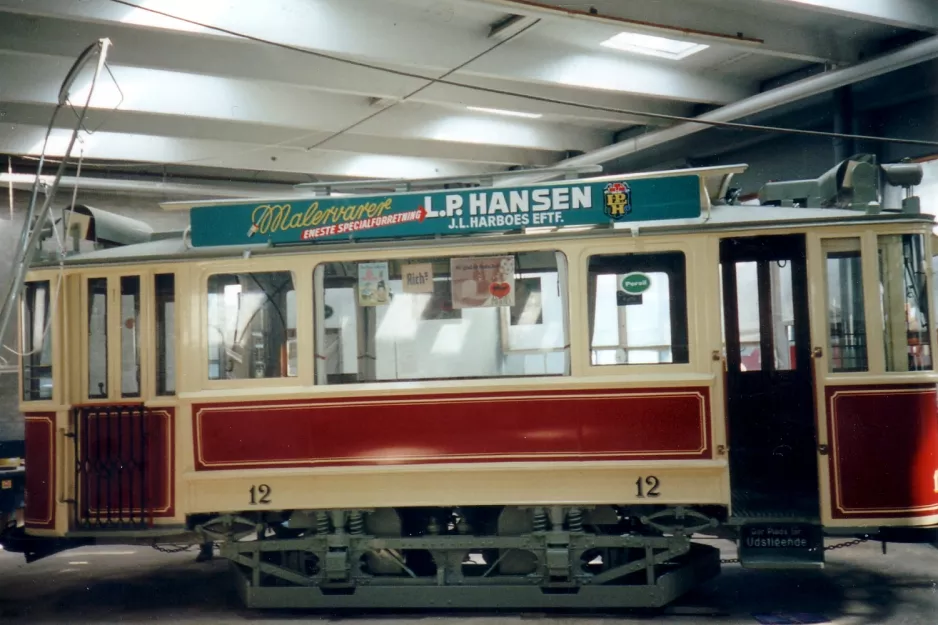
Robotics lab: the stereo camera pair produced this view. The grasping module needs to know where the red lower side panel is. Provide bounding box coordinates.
[826,384,938,519]
[77,407,176,520]
[194,387,711,470]
[24,413,55,529]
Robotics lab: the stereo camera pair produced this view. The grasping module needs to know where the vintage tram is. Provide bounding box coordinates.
[2,156,937,609]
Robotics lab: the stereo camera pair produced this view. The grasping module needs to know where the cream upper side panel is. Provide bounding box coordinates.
[19,220,937,405]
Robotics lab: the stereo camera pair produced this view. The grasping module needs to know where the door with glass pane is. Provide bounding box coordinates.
[813,233,938,525]
[78,273,166,527]
[720,234,820,519]
[83,275,144,400]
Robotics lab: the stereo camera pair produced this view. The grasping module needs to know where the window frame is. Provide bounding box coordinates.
[119,275,143,399]
[820,237,869,375]
[154,272,177,397]
[877,231,933,373]
[311,249,571,386]
[78,271,154,403]
[197,259,312,391]
[813,226,936,378]
[205,270,299,383]
[582,242,696,374]
[18,276,59,404]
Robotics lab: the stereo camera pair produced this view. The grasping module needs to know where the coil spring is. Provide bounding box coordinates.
[316,511,330,535]
[532,507,548,532]
[567,507,584,533]
[348,511,364,535]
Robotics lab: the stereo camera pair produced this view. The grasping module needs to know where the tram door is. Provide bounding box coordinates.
[720,234,820,519]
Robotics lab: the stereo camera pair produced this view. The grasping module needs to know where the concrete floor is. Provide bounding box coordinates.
[0,539,936,624]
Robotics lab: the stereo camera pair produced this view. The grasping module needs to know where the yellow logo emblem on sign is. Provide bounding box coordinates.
[603,181,632,220]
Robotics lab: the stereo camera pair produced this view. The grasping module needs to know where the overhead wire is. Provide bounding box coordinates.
[300,16,542,154]
[16,2,539,172]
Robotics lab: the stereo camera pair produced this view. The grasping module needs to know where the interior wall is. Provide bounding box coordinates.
[680,98,938,198]
[698,133,837,197]
[879,95,938,164]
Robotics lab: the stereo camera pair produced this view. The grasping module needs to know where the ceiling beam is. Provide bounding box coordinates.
[0,13,697,125]
[459,40,753,104]
[0,51,613,155]
[0,0,491,69]
[0,172,311,198]
[752,0,938,32]
[0,2,751,104]
[0,123,503,179]
[497,34,938,185]
[0,102,566,168]
[488,14,540,41]
[457,0,864,63]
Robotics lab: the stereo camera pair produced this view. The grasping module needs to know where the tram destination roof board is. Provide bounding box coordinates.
[184,175,702,248]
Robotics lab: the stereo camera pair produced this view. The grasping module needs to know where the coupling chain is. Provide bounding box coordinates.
[721,536,870,564]
[823,536,870,551]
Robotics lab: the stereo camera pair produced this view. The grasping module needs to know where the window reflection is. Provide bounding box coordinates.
[824,240,868,373]
[21,281,53,401]
[120,276,141,398]
[314,252,568,383]
[155,273,175,395]
[879,234,932,371]
[87,277,108,398]
[207,272,296,380]
[588,251,688,365]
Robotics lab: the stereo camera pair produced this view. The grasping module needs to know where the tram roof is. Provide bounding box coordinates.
[41,201,933,267]
[35,159,933,268]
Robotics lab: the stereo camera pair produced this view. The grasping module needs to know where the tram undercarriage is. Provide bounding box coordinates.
[196,505,724,609]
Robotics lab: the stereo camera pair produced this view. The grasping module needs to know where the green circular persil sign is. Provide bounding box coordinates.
[621,273,651,295]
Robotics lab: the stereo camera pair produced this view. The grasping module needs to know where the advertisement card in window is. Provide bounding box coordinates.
[402,263,434,294]
[358,261,390,306]
[451,256,515,308]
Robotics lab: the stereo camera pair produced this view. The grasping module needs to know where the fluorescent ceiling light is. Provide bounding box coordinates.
[466,106,542,119]
[600,32,709,60]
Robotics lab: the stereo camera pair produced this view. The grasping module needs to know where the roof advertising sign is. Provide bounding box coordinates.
[188,175,701,248]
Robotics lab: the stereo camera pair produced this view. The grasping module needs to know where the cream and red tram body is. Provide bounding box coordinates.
[5,157,938,608]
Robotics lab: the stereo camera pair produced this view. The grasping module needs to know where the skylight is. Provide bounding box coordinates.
[600,32,709,60]
[466,106,543,119]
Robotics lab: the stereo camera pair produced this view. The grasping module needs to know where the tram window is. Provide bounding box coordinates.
[21,281,53,401]
[823,239,868,373]
[734,262,762,371]
[588,252,689,365]
[87,277,108,398]
[510,278,544,326]
[729,260,795,372]
[120,276,141,398]
[878,234,932,372]
[769,262,796,371]
[155,273,175,395]
[206,271,296,380]
[313,251,569,384]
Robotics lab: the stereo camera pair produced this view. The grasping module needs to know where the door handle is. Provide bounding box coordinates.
[812,346,823,358]
[818,444,829,455]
